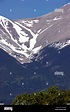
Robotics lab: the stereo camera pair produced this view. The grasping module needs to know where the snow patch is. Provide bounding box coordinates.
[54,8,64,13]
[32,46,42,54]
[39,24,53,35]
[53,17,62,21]
[19,36,29,43]
[50,40,70,50]
[0,38,29,58]
[15,22,39,50]
[63,2,70,7]
[33,20,39,23]
[22,20,33,27]
[21,19,39,27]
[46,20,52,22]
[37,29,42,34]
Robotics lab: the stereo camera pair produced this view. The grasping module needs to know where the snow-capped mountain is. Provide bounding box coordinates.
[0,3,70,104]
[0,3,70,64]
[0,16,41,63]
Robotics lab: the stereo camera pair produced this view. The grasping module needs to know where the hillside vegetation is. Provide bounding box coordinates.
[12,86,70,105]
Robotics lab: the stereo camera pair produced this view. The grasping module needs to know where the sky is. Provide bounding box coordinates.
[0,0,70,20]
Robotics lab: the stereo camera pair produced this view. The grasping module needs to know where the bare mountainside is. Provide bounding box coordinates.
[0,3,70,64]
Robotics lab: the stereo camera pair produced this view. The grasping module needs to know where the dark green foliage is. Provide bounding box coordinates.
[12,86,70,105]
[12,93,30,105]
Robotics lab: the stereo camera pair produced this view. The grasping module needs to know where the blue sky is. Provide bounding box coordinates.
[0,0,70,20]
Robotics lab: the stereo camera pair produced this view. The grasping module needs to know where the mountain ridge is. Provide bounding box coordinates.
[0,3,70,64]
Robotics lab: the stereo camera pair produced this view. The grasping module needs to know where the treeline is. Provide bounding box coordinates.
[12,86,70,105]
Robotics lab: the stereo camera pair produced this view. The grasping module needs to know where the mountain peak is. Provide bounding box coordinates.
[0,15,9,21]
[63,2,70,7]
[0,3,70,64]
